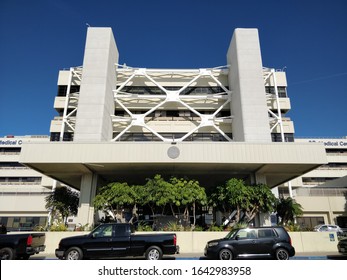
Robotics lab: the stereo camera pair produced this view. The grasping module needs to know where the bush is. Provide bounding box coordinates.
[207,224,223,231]
[284,222,301,232]
[193,225,204,231]
[137,221,153,232]
[49,223,68,231]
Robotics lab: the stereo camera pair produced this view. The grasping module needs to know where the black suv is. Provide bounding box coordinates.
[204,226,295,260]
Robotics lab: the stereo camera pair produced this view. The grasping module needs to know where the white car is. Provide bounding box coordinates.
[314,224,343,235]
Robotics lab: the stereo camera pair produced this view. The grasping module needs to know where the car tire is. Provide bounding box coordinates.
[0,247,15,260]
[145,246,163,260]
[275,248,289,260]
[65,247,83,260]
[219,248,233,260]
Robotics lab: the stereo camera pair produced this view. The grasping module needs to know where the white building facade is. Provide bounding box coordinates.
[18,27,329,227]
[288,138,347,229]
[0,136,58,230]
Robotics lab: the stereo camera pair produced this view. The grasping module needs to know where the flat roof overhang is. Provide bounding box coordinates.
[19,142,327,189]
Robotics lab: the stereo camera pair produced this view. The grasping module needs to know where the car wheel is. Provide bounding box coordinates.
[219,248,233,260]
[0,247,15,260]
[145,246,163,260]
[65,247,83,260]
[275,248,289,260]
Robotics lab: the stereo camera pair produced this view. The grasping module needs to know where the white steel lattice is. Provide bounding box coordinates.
[263,68,285,142]
[59,67,82,140]
[111,65,233,142]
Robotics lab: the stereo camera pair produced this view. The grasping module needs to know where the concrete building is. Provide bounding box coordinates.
[0,136,58,230]
[18,27,328,227]
[287,137,347,229]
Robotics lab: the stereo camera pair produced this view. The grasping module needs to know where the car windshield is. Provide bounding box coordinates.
[224,229,239,239]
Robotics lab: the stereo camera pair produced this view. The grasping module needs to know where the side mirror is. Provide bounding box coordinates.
[235,235,240,240]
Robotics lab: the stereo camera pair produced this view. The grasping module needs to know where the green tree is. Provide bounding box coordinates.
[244,183,276,223]
[93,182,136,221]
[276,197,303,225]
[144,174,176,216]
[45,186,79,223]
[170,177,207,226]
[210,178,249,225]
[210,178,276,226]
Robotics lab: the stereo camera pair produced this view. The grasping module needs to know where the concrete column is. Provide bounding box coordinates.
[254,171,274,226]
[74,27,118,142]
[76,173,98,226]
[227,29,271,142]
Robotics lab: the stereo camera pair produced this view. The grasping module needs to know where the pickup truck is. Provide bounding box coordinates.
[0,232,46,260]
[55,223,179,260]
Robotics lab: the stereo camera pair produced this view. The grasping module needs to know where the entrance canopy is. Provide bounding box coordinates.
[19,142,327,189]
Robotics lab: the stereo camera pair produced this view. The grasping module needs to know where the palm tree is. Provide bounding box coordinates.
[45,186,79,224]
[276,197,303,225]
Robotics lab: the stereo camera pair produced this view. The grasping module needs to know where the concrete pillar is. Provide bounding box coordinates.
[74,27,118,142]
[76,173,98,226]
[227,29,271,142]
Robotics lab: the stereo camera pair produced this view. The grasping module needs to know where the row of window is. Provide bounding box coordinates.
[57,85,80,96]
[0,177,42,183]
[114,110,231,118]
[0,162,26,168]
[120,86,228,95]
[0,147,21,154]
[49,132,294,142]
[50,132,74,142]
[302,177,339,183]
[271,133,294,142]
[57,85,287,97]
[116,133,233,142]
[0,216,47,231]
[265,86,287,97]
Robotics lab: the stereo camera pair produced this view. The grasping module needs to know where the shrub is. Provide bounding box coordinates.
[49,223,68,231]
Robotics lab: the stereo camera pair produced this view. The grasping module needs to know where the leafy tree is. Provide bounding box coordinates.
[210,178,249,225]
[93,182,136,221]
[45,186,79,223]
[244,183,276,223]
[144,174,175,216]
[209,178,276,226]
[276,197,303,225]
[170,177,207,226]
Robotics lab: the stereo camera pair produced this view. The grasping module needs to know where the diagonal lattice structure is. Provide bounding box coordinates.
[112,65,233,142]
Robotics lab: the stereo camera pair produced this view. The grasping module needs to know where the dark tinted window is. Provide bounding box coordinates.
[258,229,275,238]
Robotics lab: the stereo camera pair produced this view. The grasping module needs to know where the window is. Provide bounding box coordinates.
[258,229,275,238]
[236,229,257,239]
[271,133,294,142]
[296,217,325,229]
[93,224,113,238]
[265,86,287,98]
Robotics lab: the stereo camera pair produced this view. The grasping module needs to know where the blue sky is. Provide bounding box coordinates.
[0,0,346,138]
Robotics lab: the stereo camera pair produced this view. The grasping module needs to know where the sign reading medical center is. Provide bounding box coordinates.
[0,139,23,146]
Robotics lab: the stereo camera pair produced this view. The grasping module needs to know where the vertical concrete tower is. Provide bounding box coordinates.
[227,29,271,142]
[74,28,118,141]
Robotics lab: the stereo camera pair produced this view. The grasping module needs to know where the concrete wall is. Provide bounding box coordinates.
[25,231,339,255]
[74,27,118,142]
[227,28,271,142]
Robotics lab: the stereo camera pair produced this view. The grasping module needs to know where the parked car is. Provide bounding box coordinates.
[55,223,179,260]
[0,227,46,260]
[204,226,295,260]
[337,237,347,255]
[313,224,344,236]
